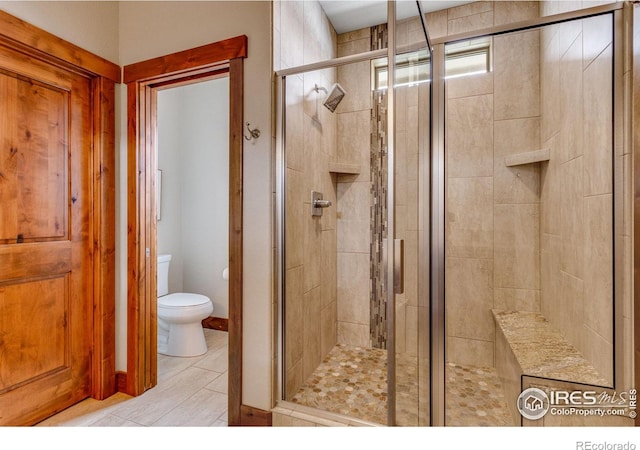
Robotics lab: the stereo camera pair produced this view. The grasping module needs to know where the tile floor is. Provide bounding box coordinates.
[36,329,229,427]
[290,344,514,426]
[37,332,513,427]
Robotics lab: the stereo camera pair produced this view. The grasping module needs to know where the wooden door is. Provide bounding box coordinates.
[0,43,93,425]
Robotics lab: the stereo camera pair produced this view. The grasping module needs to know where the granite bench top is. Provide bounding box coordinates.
[492,309,610,387]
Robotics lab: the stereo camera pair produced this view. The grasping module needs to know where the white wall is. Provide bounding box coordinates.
[0,1,120,63]
[157,78,230,318]
[118,1,273,411]
[0,1,274,412]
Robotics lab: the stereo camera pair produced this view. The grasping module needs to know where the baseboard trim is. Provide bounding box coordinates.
[116,371,128,394]
[235,405,272,426]
[202,316,229,332]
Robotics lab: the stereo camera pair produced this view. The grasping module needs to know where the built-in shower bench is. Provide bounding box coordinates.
[491,309,610,424]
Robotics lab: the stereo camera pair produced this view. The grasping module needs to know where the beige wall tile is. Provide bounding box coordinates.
[560,34,584,162]
[582,325,614,386]
[446,94,494,178]
[337,38,370,58]
[583,194,613,340]
[494,30,540,120]
[321,229,337,308]
[285,168,305,269]
[494,203,540,290]
[446,336,494,368]
[336,219,369,254]
[337,321,369,347]
[558,14,582,58]
[337,27,370,45]
[337,60,371,113]
[397,16,426,48]
[303,210,323,292]
[285,358,303,399]
[540,136,562,235]
[582,14,613,69]
[622,154,631,236]
[302,0,323,65]
[494,118,541,157]
[446,177,494,259]
[559,156,584,279]
[337,252,370,324]
[321,300,337,360]
[280,0,304,69]
[446,72,493,100]
[583,44,613,196]
[559,271,585,354]
[395,296,407,354]
[286,75,305,172]
[495,326,522,423]
[494,1,539,26]
[303,286,322,380]
[448,11,494,35]
[540,233,562,323]
[285,266,304,371]
[446,257,495,342]
[494,118,541,205]
[403,304,419,357]
[494,288,540,312]
[403,230,419,308]
[337,109,371,182]
[337,181,370,253]
[448,1,493,20]
[541,27,560,142]
[425,9,448,40]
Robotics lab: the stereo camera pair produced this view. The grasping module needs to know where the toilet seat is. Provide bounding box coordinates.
[157,293,213,357]
[158,293,210,308]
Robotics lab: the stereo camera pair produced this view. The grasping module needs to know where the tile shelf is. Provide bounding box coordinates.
[504,148,550,167]
[328,162,361,175]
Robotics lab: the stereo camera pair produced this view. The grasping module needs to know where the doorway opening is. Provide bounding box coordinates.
[124,36,246,425]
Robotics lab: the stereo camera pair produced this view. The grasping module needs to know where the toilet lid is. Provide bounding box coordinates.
[158,293,211,308]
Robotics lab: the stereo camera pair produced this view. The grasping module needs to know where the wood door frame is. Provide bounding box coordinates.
[0,10,119,401]
[123,35,246,426]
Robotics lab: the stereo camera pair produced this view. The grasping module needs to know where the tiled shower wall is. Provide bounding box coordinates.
[335,17,428,352]
[539,1,617,385]
[436,1,542,368]
[335,28,373,347]
[274,0,339,399]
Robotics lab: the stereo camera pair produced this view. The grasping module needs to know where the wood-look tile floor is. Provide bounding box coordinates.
[36,329,228,427]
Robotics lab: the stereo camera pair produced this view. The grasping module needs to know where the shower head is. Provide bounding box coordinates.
[322,83,346,113]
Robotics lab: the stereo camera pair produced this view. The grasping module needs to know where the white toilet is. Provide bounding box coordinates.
[157,254,213,357]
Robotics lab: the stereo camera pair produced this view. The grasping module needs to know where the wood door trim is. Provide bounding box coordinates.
[0,10,120,83]
[124,36,246,426]
[0,11,117,405]
[123,35,247,84]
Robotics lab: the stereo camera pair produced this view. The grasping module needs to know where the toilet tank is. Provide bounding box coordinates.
[157,254,172,297]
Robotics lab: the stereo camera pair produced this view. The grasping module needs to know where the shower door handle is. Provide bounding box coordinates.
[394,239,404,294]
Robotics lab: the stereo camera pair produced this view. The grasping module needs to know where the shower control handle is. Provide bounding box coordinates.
[311,191,331,217]
[314,199,332,208]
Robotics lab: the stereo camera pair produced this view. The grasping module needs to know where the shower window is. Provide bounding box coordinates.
[374,37,492,90]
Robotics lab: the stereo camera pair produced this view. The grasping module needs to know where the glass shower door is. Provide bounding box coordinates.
[388,1,431,426]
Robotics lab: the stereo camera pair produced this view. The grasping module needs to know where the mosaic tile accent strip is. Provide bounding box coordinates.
[370,90,388,350]
[369,23,389,350]
[291,344,514,426]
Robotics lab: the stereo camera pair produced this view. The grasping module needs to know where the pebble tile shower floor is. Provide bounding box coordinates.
[291,344,515,426]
